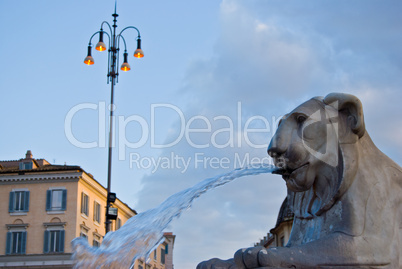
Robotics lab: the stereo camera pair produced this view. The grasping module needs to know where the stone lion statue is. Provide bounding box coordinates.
[198,93,401,269]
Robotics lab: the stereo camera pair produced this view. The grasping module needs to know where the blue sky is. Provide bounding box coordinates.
[1,1,401,268]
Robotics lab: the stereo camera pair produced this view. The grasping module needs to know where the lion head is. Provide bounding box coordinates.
[268,93,366,219]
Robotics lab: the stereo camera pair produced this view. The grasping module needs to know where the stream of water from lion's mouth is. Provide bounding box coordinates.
[71,164,277,268]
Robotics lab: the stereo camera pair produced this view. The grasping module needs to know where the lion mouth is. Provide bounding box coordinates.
[274,163,309,181]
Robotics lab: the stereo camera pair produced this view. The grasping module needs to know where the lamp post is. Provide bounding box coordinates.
[83,4,144,234]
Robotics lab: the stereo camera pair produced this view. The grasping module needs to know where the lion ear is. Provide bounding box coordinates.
[323,93,365,138]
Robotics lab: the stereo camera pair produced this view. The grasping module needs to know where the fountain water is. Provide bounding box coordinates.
[71,163,277,268]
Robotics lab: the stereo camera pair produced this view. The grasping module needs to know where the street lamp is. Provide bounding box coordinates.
[83,4,144,234]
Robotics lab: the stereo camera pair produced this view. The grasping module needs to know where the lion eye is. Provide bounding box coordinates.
[296,115,307,124]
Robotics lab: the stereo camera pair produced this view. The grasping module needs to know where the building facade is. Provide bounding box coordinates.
[0,151,174,269]
[134,232,176,269]
[255,197,294,248]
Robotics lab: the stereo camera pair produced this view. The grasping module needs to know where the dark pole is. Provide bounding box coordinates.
[105,83,114,233]
[105,10,119,234]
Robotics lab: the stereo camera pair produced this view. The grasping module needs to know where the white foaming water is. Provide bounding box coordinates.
[71,164,276,268]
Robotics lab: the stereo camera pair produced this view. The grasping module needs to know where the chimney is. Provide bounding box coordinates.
[25,150,33,159]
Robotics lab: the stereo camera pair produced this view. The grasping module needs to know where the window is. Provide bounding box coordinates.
[93,234,101,247]
[165,244,168,254]
[116,218,122,229]
[93,240,100,247]
[161,248,165,264]
[280,235,285,247]
[94,202,101,223]
[154,249,157,260]
[6,231,27,255]
[9,190,30,213]
[46,189,67,211]
[43,230,65,253]
[81,192,89,216]
[19,162,33,170]
[138,265,143,269]
[80,224,89,241]
[80,231,88,240]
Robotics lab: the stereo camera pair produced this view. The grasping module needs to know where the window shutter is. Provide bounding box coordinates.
[61,190,67,211]
[59,230,65,253]
[46,190,52,211]
[161,248,165,264]
[81,192,84,214]
[86,196,90,216]
[43,230,49,253]
[6,232,12,255]
[9,192,15,213]
[21,231,27,254]
[24,191,30,212]
[93,202,96,221]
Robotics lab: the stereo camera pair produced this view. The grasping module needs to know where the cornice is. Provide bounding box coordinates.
[6,223,30,230]
[43,222,67,228]
[0,171,82,184]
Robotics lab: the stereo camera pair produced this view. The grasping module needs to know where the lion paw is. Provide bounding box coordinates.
[234,247,289,269]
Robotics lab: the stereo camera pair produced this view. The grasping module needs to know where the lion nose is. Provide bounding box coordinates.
[268,132,288,158]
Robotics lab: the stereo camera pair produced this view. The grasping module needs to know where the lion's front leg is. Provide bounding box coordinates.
[234,233,393,268]
[234,246,294,269]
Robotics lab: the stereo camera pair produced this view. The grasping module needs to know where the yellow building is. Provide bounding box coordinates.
[0,151,174,269]
[255,197,294,248]
[134,232,176,269]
